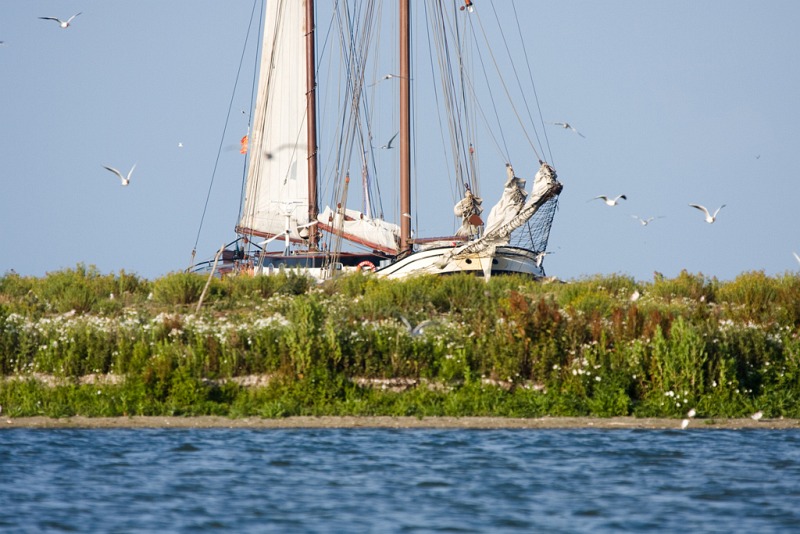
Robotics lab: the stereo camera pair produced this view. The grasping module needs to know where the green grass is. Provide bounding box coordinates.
[2,265,800,419]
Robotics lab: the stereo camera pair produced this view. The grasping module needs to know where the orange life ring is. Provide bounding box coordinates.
[357,260,376,272]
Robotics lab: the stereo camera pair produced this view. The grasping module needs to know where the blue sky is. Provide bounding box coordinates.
[1,1,798,282]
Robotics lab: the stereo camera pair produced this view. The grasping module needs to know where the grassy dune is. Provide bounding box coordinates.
[1,265,799,419]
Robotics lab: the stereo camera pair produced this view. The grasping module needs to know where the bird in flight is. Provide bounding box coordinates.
[793,252,800,266]
[551,122,585,138]
[380,132,399,150]
[534,251,553,268]
[103,163,136,186]
[631,215,664,226]
[369,73,409,87]
[592,194,627,206]
[39,12,82,29]
[689,203,725,224]
[399,316,437,337]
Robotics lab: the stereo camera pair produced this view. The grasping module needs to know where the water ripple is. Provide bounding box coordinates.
[1,428,799,532]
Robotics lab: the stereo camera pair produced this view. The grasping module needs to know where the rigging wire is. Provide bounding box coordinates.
[239,0,265,234]
[508,0,554,165]
[487,1,548,164]
[191,0,261,263]
[465,18,512,162]
[470,9,542,163]
[424,1,463,208]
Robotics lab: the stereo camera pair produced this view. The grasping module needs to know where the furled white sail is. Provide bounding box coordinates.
[317,206,400,254]
[239,0,310,240]
[438,163,561,263]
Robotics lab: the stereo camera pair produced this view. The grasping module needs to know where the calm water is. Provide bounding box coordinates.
[1,428,798,533]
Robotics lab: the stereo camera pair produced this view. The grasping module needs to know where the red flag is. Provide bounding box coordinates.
[240,135,248,154]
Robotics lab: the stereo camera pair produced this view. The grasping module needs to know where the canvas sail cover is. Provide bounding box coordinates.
[238,0,310,240]
[317,206,400,254]
[438,162,561,264]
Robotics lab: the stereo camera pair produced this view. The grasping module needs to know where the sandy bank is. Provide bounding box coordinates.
[2,416,799,430]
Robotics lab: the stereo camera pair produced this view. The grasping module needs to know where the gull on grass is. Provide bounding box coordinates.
[592,194,627,206]
[689,203,726,224]
[103,163,136,186]
[687,408,696,419]
[39,12,82,29]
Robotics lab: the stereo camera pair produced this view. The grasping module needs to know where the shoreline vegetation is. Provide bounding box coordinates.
[2,265,800,422]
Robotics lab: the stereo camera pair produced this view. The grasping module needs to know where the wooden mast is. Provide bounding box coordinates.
[305,0,319,248]
[399,0,411,253]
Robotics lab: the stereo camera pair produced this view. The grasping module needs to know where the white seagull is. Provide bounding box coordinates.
[380,132,399,150]
[399,316,437,337]
[534,251,554,268]
[369,73,408,87]
[39,12,82,29]
[631,215,664,226]
[680,419,690,430]
[689,203,726,224]
[592,194,627,206]
[751,410,763,421]
[551,122,585,138]
[687,408,696,418]
[793,252,800,266]
[103,163,136,186]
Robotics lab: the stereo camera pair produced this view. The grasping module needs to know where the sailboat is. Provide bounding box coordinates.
[196,0,562,281]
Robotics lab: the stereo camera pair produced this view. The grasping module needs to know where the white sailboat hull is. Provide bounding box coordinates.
[376,246,545,279]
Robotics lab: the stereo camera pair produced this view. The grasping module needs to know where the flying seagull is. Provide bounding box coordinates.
[103,163,136,186]
[689,203,726,224]
[534,251,553,268]
[592,194,627,206]
[631,215,664,226]
[39,12,82,29]
[551,121,585,138]
[370,73,399,86]
[380,132,399,150]
[794,252,800,266]
[399,316,437,337]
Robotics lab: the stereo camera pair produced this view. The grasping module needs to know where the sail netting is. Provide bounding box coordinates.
[442,162,561,264]
[509,195,559,254]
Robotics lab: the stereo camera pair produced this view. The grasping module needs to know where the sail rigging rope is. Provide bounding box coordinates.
[509,0,554,166]
[488,1,549,165]
[470,9,542,163]
[191,0,261,262]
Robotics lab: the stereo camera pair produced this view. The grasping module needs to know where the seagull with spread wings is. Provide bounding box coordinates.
[103,164,136,186]
[551,121,585,138]
[592,194,627,206]
[689,203,726,224]
[39,12,82,29]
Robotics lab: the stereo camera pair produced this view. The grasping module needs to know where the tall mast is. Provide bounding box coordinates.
[305,0,319,247]
[399,0,411,253]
